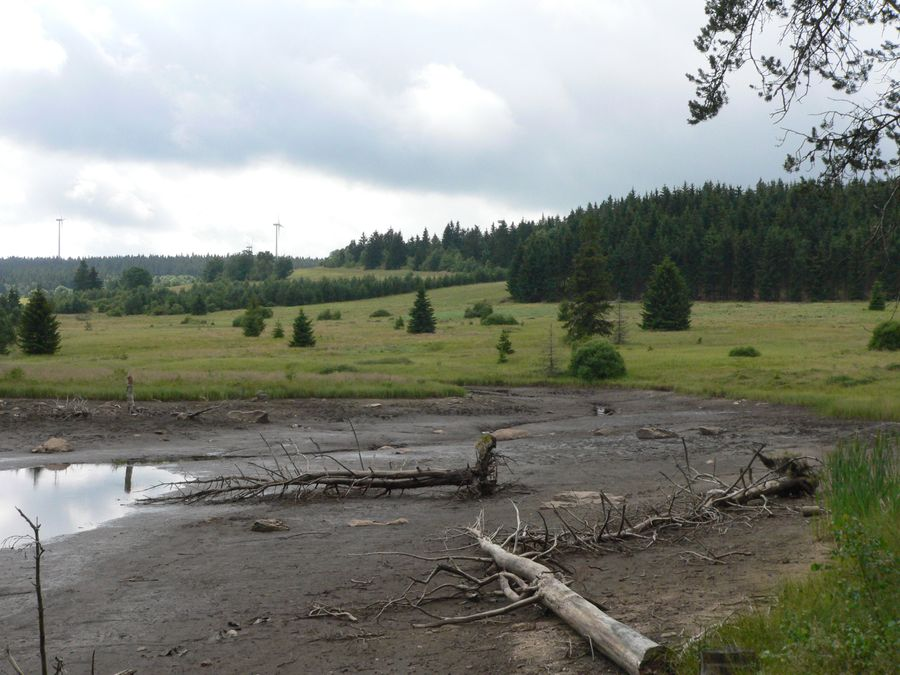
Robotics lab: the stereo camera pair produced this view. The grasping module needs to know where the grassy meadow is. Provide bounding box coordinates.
[0,281,897,419]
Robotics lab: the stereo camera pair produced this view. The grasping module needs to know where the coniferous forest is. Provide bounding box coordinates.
[328,179,899,302]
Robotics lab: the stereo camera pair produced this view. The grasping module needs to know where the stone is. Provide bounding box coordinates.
[698,426,726,436]
[226,410,269,424]
[491,427,530,441]
[348,518,408,527]
[636,427,679,440]
[592,428,615,436]
[801,505,825,517]
[254,390,269,401]
[251,519,289,532]
[541,491,622,509]
[31,437,72,453]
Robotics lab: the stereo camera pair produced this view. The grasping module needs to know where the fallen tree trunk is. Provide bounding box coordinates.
[472,533,669,675]
[144,434,499,503]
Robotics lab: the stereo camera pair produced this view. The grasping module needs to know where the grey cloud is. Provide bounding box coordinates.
[0,1,810,217]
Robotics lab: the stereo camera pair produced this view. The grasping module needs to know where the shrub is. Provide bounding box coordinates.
[272,321,285,339]
[868,281,886,311]
[464,300,493,319]
[729,346,761,357]
[369,308,391,318]
[393,316,405,330]
[869,321,900,351]
[481,313,518,326]
[569,339,626,381]
[317,308,342,320]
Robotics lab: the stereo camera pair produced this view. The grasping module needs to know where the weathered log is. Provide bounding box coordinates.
[472,533,669,675]
[145,434,498,503]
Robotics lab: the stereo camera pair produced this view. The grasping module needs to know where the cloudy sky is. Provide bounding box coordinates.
[0,1,824,259]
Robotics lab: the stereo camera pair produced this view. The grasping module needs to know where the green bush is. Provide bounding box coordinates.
[317,308,342,320]
[272,321,285,339]
[480,313,518,326]
[569,339,626,381]
[729,346,761,357]
[869,321,900,351]
[369,308,391,318]
[393,316,405,330]
[464,300,493,319]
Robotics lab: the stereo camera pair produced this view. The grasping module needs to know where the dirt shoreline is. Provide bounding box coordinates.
[1,388,892,673]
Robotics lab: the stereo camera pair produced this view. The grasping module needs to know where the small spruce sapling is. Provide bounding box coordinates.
[289,309,316,347]
[496,329,514,363]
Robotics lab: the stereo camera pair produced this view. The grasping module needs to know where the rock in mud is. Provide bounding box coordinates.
[251,519,289,532]
[541,491,622,509]
[698,426,726,436]
[31,437,72,453]
[491,427,530,441]
[636,427,679,440]
[348,518,408,527]
[227,410,269,424]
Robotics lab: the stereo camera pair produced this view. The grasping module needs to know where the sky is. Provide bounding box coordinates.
[0,0,834,260]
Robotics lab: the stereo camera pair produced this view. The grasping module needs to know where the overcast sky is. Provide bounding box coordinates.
[0,0,828,259]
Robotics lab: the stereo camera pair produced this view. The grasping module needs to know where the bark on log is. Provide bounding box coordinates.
[472,534,669,675]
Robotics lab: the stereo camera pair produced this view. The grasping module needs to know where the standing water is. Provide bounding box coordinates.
[0,463,185,542]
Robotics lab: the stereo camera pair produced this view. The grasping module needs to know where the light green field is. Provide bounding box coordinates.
[289,266,451,281]
[0,282,897,419]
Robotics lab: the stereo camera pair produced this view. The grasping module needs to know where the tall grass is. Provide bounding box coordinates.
[675,434,899,674]
[0,285,897,416]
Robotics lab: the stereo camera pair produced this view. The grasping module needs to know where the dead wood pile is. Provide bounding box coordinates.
[370,445,820,674]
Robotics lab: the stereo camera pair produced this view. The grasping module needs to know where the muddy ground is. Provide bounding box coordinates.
[0,388,894,674]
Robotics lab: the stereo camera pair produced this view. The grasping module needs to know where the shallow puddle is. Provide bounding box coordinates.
[0,463,184,542]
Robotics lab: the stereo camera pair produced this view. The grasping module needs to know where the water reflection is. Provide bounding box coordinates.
[0,463,184,542]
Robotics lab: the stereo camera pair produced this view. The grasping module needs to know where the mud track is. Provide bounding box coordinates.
[0,388,890,673]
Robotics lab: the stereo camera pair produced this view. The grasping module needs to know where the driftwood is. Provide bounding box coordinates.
[472,532,668,675]
[144,434,499,504]
[373,445,821,671]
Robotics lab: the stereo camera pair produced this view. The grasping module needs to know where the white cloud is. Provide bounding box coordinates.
[397,63,518,151]
[0,1,67,73]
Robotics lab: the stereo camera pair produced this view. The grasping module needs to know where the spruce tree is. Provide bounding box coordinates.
[241,301,266,337]
[289,309,316,347]
[641,257,692,331]
[559,239,613,342]
[17,289,61,354]
[496,329,514,363]
[73,260,91,291]
[0,308,15,354]
[272,321,285,339]
[407,288,436,334]
[868,280,886,311]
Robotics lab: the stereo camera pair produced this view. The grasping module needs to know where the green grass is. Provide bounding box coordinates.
[674,434,899,674]
[0,283,897,418]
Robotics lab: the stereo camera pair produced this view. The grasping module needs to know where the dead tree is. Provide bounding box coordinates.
[144,434,499,504]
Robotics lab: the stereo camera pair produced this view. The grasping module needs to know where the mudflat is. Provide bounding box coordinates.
[0,389,884,673]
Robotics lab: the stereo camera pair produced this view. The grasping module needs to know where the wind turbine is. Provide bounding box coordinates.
[56,217,65,258]
[273,219,283,258]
